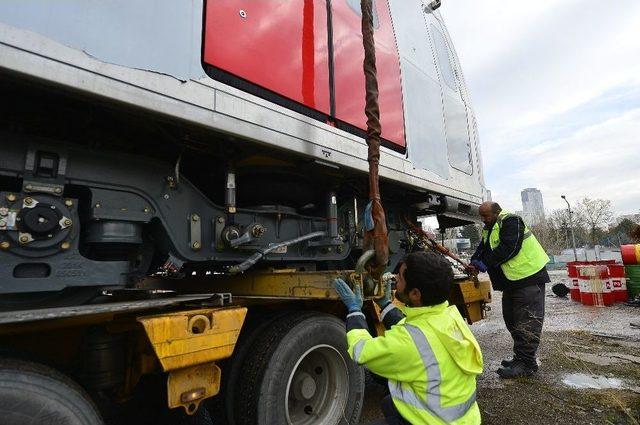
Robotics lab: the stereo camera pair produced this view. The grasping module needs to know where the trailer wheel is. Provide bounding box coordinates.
[206,310,291,424]
[0,358,103,425]
[235,312,365,425]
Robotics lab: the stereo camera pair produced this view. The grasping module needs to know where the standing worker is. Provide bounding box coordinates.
[468,201,550,378]
[334,251,483,424]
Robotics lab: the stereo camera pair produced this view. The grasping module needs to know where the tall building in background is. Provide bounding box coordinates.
[521,188,545,226]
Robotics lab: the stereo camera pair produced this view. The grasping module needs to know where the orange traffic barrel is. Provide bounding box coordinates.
[577,265,614,307]
[607,264,627,302]
[621,244,640,265]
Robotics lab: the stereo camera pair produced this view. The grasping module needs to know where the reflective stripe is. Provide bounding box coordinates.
[346,311,365,319]
[353,340,366,363]
[380,302,396,321]
[388,324,476,422]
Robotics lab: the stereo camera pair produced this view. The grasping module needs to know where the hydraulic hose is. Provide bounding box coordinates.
[228,231,327,274]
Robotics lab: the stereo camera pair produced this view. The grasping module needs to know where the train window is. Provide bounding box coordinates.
[430,24,457,92]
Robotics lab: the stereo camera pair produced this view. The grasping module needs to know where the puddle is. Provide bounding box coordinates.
[563,373,623,390]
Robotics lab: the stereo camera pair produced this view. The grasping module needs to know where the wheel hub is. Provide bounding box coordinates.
[293,372,317,400]
[285,345,349,425]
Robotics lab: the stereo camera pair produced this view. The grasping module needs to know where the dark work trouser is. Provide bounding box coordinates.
[502,283,545,368]
[381,395,411,425]
[365,395,411,425]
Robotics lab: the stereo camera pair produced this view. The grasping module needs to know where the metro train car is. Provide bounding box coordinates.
[0,0,487,301]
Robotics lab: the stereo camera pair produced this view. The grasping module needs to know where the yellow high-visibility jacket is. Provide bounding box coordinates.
[481,211,549,281]
[347,302,483,424]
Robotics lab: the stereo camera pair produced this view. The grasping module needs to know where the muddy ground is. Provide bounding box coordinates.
[359,270,640,424]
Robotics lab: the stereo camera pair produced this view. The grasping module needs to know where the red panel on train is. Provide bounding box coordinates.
[331,0,405,148]
[203,0,331,115]
[203,0,405,149]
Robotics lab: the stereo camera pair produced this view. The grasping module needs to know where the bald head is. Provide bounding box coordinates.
[479,201,501,227]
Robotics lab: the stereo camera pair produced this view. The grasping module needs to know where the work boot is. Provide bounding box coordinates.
[500,357,539,371]
[500,358,517,368]
[497,361,537,379]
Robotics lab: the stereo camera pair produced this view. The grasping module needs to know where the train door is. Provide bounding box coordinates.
[427,17,473,174]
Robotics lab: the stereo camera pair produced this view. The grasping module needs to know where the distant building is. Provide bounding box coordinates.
[521,188,545,226]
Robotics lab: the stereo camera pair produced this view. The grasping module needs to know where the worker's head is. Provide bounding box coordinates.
[478,201,501,228]
[394,251,453,307]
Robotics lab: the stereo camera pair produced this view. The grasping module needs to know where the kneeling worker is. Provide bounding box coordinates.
[334,251,483,425]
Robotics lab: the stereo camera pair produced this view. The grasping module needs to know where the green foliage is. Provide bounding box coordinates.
[606,218,636,245]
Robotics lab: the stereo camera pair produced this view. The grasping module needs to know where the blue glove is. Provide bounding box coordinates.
[375,273,394,308]
[363,201,375,231]
[334,278,363,313]
[471,259,488,273]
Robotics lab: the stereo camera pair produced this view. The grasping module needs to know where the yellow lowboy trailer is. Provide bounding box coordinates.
[0,271,489,425]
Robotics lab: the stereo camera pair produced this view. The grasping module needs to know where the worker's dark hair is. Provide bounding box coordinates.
[403,251,453,306]
[490,202,502,214]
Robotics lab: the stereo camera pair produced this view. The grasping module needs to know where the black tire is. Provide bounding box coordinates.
[207,310,293,425]
[0,357,103,425]
[234,312,365,425]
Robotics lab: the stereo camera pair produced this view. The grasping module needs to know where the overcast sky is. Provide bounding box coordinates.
[440,0,640,216]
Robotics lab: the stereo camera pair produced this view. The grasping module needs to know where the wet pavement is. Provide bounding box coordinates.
[473,270,640,339]
[360,270,640,424]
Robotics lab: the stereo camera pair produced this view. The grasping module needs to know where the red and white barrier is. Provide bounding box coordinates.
[576,265,614,307]
[608,264,628,302]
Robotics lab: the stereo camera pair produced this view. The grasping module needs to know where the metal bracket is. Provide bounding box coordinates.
[213,216,225,251]
[23,146,68,196]
[167,363,221,415]
[183,293,233,308]
[0,208,17,231]
[23,181,65,196]
[229,223,266,249]
[190,213,202,251]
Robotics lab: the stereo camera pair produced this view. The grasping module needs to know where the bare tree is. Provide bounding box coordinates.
[461,223,482,246]
[547,208,569,228]
[575,197,614,247]
[546,209,571,251]
[531,217,566,254]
